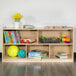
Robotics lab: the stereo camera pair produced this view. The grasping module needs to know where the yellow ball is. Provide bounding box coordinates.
[7,46,19,57]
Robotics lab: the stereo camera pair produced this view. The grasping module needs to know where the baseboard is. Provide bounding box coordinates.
[74,53,76,59]
[0,53,2,58]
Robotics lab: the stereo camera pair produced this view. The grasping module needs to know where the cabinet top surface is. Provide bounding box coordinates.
[3,27,73,31]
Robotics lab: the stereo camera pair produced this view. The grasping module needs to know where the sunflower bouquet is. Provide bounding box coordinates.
[13,13,23,22]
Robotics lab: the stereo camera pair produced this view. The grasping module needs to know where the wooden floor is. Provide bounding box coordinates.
[0,59,76,76]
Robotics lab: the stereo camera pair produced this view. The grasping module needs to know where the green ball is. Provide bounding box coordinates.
[7,46,19,57]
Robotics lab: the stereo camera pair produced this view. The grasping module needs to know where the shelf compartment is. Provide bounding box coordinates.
[19,30,38,43]
[27,45,49,59]
[3,45,27,60]
[49,45,73,59]
[38,30,72,43]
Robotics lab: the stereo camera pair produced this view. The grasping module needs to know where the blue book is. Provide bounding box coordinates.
[6,31,10,43]
[4,31,8,44]
[29,52,42,55]
[11,31,17,44]
[13,31,17,43]
[28,52,42,59]
[28,56,41,59]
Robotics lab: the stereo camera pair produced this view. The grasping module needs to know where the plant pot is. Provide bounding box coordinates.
[14,22,20,28]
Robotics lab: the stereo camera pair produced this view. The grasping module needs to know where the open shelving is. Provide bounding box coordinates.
[2,27,74,62]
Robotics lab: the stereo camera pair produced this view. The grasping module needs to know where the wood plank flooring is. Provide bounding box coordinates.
[0,61,76,76]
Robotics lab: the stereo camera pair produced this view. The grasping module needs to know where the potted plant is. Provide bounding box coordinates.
[13,13,23,28]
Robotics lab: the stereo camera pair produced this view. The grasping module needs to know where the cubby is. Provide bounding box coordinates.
[49,45,73,59]
[2,28,74,62]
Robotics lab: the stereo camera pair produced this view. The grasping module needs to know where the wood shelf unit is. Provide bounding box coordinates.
[2,28,74,62]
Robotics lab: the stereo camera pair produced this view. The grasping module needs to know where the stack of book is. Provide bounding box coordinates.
[4,31,20,44]
[28,51,42,59]
[56,52,68,59]
[28,50,48,59]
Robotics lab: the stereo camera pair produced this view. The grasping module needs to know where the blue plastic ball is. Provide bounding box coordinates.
[18,49,26,58]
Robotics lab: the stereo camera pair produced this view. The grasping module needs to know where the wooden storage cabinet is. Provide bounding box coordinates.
[2,28,74,62]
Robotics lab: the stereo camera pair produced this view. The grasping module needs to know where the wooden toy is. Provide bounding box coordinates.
[41,36,46,43]
[24,39,36,43]
[41,36,60,43]
[62,34,71,43]
[41,35,45,41]
[62,34,66,43]
[66,37,70,43]
[50,38,60,43]
[26,40,30,44]
[21,40,24,43]
[21,38,36,43]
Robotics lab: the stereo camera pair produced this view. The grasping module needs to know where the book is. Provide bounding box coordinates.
[13,31,17,43]
[28,56,41,59]
[6,31,10,43]
[28,51,42,59]
[42,53,48,58]
[28,52,42,56]
[4,31,8,43]
[4,31,20,44]
[11,31,17,44]
[58,52,68,56]
[14,31,18,43]
[8,31,11,43]
[16,31,20,43]
[9,31,14,43]
[56,55,68,59]
[5,31,9,43]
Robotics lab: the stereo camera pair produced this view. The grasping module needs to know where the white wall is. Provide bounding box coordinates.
[0,0,76,52]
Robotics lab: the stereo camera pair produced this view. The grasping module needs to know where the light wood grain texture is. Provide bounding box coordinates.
[2,28,74,62]
[3,27,73,30]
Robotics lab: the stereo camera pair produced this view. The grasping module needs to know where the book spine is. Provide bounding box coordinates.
[5,31,9,43]
[11,31,16,43]
[14,31,18,43]
[28,56,41,59]
[3,31,8,44]
[16,31,20,43]
[13,31,17,43]
[9,31,14,43]
[8,31,11,43]
[56,56,60,58]
[6,31,10,43]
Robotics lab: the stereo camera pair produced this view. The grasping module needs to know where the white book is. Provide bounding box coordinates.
[56,55,68,59]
